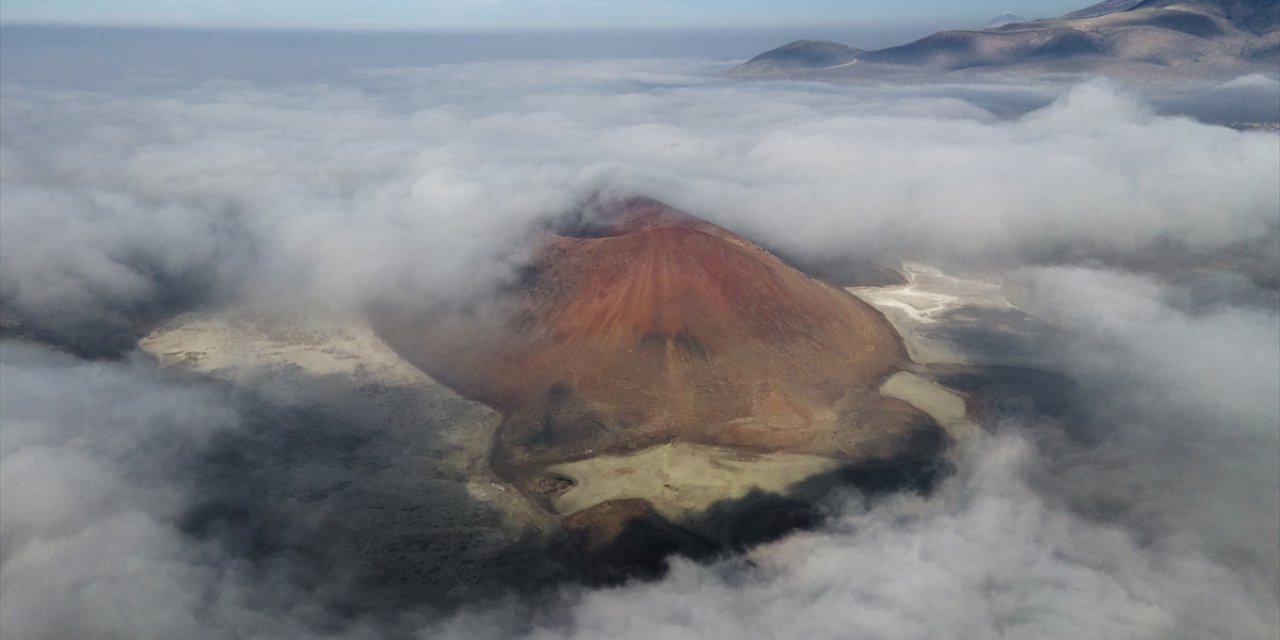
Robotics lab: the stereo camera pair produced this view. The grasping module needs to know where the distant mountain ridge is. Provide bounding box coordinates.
[731,0,1279,78]
[730,40,861,76]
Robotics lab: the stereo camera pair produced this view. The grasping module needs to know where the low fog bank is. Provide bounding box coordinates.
[0,343,275,640]
[3,57,1276,356]
[0,25,951,88]
[1018,268,1279,578]
[2,39,1278,639]
[0,340,569,640]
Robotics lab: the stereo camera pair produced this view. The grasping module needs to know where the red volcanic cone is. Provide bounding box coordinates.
[375,197,943,488]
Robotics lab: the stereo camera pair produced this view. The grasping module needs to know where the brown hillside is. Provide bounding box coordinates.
[374,197,942,492]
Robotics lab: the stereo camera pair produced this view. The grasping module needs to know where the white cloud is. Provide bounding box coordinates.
[1,45,1276,639]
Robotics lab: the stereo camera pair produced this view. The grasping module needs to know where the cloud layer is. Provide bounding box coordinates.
[1,30,1277,639]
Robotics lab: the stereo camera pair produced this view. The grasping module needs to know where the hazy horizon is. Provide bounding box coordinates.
[0,0,1084,31]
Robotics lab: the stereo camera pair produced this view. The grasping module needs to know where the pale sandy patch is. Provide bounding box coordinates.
[848,262,1016,364]
[547,443,842,521]
[880,371,982,441]
[139,311,432,390]
[137,310,551,530]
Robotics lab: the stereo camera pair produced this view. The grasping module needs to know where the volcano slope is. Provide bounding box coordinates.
[374,197,948,567]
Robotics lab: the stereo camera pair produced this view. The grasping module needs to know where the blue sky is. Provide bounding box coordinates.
[1,1,1089,31]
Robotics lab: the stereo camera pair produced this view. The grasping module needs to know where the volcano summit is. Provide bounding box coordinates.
[373,197,951,565]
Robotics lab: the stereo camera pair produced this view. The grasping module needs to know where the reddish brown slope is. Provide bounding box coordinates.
[374,197,941,487]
